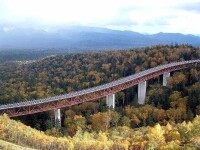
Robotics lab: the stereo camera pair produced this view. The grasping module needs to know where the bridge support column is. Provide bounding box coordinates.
[55,109,61,127]
[138,81,146,104]
[106,94,115,109]
[163,72,170,86]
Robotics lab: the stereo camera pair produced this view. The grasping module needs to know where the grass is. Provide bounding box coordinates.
[0,139,36,150]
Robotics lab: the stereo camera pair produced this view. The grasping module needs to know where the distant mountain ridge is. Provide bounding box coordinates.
[0,26,200,51]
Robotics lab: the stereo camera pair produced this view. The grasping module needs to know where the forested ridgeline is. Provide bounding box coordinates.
[1,45,200,131]
[0,44,199,104]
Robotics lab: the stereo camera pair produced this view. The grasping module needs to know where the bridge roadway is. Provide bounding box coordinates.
[0,59,200,117]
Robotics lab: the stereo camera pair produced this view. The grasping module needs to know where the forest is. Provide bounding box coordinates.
[0,44,200,149]
[0,114,200,149]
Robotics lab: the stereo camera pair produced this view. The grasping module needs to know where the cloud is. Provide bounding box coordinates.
[177,2,200,13]
[0,0,200,34]
[107,19,138,27]
[106,9,139,27]
[143,16,177,26]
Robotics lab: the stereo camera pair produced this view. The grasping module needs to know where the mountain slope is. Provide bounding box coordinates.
[150,32,200,45]
[0,26,200,51]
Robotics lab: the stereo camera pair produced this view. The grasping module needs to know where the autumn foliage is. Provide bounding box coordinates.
[1,114,200,149]
[1,44,200,149]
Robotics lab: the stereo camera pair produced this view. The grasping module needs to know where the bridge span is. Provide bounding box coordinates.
[0,60,200,124]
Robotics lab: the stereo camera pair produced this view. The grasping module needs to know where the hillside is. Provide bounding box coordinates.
[0,45,200,129]
[0,139,35,150]
[1,45,200,149]
[0,26,200,50]
[1,114,200,149]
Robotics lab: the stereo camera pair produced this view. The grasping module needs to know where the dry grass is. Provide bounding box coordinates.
[0,139,36,150]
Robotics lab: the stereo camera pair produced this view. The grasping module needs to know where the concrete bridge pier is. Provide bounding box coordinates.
[106,94,115,109]
[163,72,170,86]
[55,109,61,127]
[138,81,146,104]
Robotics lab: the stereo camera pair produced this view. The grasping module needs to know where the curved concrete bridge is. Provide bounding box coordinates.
[0,59,200,124]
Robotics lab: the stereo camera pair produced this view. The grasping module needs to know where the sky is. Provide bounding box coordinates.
[0,0,200,34]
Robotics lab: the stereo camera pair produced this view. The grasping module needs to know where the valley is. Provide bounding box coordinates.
[0,45,200,149]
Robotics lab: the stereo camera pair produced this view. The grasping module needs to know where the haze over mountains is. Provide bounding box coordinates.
[0,26,200,51]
